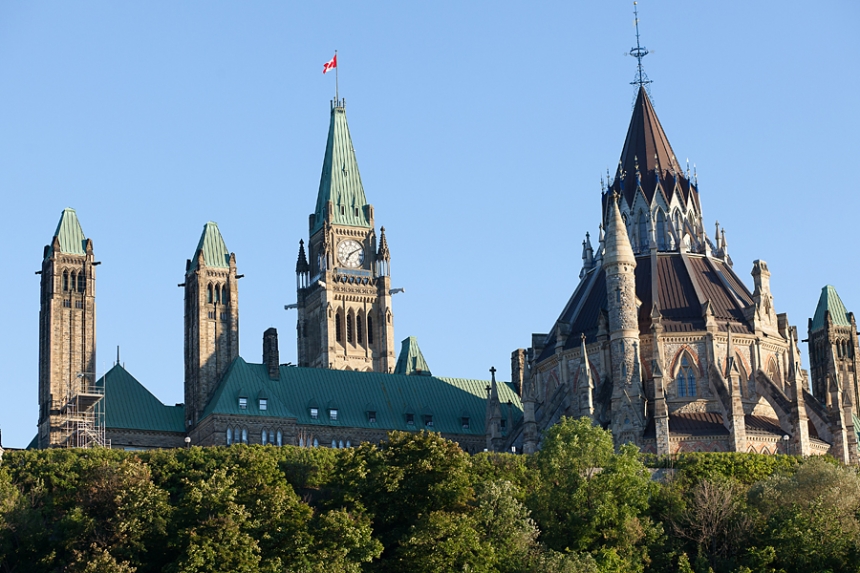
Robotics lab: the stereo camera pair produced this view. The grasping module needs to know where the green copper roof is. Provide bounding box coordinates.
[394,336,432,376]
[311,104,371,234]
[99,365,185,433]
[202,357,521,436]
[189,222,230,271]
[811,285,851,331]
[46,207,87,260]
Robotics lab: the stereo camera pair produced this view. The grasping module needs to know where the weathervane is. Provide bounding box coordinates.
[629,2,652,92]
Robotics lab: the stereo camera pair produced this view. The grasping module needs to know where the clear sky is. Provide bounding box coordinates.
[1,2,858,448]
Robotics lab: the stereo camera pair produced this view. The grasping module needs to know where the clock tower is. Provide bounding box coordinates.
[295,99,396,372]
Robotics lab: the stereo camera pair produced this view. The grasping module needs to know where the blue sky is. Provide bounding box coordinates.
[1,2,858,448]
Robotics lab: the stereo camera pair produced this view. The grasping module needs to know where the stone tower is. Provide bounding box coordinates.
[807,285,859,463]
[38,208,97,448]
[603,192,644,445]
[183,222,239,429]
[296,100,396,372]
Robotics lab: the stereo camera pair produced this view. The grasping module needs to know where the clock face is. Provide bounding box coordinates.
[337,239,365,268]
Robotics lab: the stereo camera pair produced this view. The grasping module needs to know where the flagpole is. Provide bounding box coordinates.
[335,50,339,104]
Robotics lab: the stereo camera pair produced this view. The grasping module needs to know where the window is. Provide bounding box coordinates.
[656,210,666,250]
[339,440,345,448]
[75,300,83,309]
[310,407,319,419]
[276,430,282,446]
[346,314,354,344]
[77,272,85,293]
[313,438,319,447]
[335,312,343,343]
[500,419,507,430]
[329,408,338,421]
[357,315,364,344]
[62,271,69,291]
[259,398,268,411]
[215,285,221,303]
[207,284,213,303]
[332,439,337,448]
[226,428,232,445]
[63,299,71,308]
[406,413,415,425]
[676,354,697,397]
[241,428,248,444]
[461,417,470,429]
[637,212,648,250]
[346,440,351,448]
[262,429,268,444]
[367,411,376,423]
[367,316,374,344]
[340,205,345,215]
[239,397,247,409]
[424,415,433,427]
[354,207,359,217]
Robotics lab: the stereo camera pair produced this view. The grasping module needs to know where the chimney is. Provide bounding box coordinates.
[263,328,279,380]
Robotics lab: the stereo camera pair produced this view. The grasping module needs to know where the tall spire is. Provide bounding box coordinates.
[603,192,636,267]
[311,102,371,235]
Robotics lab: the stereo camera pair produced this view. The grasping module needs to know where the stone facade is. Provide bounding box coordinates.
[38,209,99,449]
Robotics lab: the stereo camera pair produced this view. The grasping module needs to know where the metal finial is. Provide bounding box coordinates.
[629,2,653,90]
[600,175,605,192]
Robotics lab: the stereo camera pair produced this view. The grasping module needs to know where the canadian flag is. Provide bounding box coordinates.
[322,53,337,74]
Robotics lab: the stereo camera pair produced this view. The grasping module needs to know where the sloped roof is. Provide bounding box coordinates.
[539,252,756,364]
[811,285,851,331]
[99,365,185,433]
[203,357,522,436]
[46,208,87,260]
[189,222,230,271]
[311,103,371,234]
[608,86,698,211]
[394,337,432,376]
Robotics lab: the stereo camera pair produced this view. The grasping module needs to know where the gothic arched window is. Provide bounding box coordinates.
[357,314,364,344]
[276,430,282,447]
[262,429,268,444]
[637,212,648,250]
[226,427,232,445]
[767,357,782,388]
[673,209,683,237]
[335,311,343,343]
[241,428,248,444]
[656,210,666,250]
[346,313,354,344]
[367,315,374,344]
[676,354,697,397]
[63,271,69,292]
[215,284,222,304]
[207,284,213,304]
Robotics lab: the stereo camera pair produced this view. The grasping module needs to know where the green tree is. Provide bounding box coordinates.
[748,457,860,572]
[392,510,494,573]
[530,417,661,572]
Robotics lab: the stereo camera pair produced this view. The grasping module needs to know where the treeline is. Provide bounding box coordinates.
[1,418,860,573]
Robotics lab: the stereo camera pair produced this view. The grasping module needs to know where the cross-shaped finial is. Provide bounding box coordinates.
[489,366,497,382]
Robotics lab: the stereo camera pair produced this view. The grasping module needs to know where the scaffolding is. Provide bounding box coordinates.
[58,376,109,449]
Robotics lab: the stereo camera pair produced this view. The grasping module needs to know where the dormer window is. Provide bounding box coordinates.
[367,411,377,423]
[310,407,319,419]
[500,419,507,430]
[424,415,433,427]
[259,399,267,411]
[238,397,247,410]
[329,409,338,421]
[406,413,415,426]
[461,417,470,429]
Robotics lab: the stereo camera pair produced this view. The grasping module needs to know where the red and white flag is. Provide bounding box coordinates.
[322,53,337,74]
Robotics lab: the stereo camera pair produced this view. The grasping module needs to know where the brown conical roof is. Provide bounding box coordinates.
[611,87,695,209]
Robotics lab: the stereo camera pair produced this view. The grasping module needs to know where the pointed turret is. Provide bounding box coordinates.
[184,221,239,431]
[607,87,700,217]
[311,102,372,234]
[296,239,309,273]
[394,336,432,376]
[811,286,851,331]
[38,208,97,448]
[604,192,636,268]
